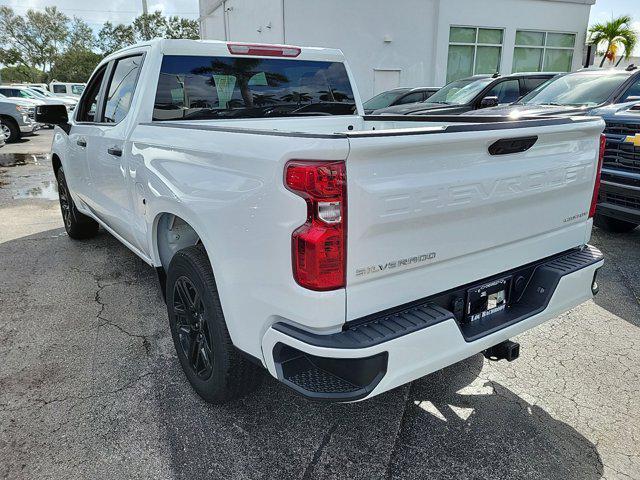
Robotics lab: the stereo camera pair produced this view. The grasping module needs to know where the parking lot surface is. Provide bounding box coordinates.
[0,130,639,480]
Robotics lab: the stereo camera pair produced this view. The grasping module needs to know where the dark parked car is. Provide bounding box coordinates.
[593,102,640,232]
[371,72,556,115]
[363,87,439,114]
[464,67,640,118]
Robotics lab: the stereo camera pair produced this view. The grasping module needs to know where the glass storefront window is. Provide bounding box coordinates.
[513,31,575,73]
[446,26,503,82]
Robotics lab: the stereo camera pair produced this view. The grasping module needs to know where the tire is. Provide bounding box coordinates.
[56,167,99,239]
[166,245,262,403]
[594,214,639,233]
[1,119,20,143]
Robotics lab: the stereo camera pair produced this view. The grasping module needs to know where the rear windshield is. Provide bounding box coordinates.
[153,55,356,120]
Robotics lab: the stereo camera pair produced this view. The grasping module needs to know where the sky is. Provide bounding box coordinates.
[0,0,639,53]
[0,0,199,31]
[589,0,640,55]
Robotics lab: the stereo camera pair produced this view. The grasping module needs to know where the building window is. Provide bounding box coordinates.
[446,26,503,83]
[512,31,576,73]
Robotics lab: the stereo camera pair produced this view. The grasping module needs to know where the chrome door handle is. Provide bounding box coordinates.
[76,138,86,147]
[107,146,122,157]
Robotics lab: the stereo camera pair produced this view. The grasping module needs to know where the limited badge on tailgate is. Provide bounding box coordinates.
[466,277,511,322]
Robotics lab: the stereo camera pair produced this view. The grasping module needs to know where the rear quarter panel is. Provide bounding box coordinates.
[130,124,350,358]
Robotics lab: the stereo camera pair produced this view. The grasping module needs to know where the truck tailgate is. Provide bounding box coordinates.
[344,119,604,320]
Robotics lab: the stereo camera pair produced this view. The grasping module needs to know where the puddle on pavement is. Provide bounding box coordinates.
[0,153,50,167]
[12,181,58,200]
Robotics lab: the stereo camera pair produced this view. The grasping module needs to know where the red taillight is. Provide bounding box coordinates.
[227,43,301,57]
[589,134,606,218]
[285,161,346,291]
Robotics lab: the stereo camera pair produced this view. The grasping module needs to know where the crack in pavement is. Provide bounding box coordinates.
[301,423,339,480]
[383,383,413,480]
[0,371,154,413]
[93,277,152,357]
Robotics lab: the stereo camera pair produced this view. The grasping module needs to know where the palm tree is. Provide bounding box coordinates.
[318,90,350,102]
[252,93,277,106]
[281,91,312,105]
[193,59,288,108]
[589,15,638,67]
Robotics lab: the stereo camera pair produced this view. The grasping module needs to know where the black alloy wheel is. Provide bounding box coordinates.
[57,172,73,230]
[55,167,99,239]
[173,276,214,379]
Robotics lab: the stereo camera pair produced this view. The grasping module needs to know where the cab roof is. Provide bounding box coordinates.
[104,38,347,64]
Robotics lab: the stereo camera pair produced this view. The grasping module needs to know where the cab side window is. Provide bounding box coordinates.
[396,92,424,105]
[102,55,143,124]
[52,84,66,94]
[486,80,520,104]
[522,77,551,97]
[619,78,640,103]
[77,66,107,122]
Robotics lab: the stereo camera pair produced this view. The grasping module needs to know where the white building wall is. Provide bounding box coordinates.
[432,0,593,85]
[199,0,594,101]
[282,0,439,99]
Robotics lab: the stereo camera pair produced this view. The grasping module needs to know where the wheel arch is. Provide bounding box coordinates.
[0,114,18,127]
[152,211,208,272]
[52,153,62,176]
[0,115,19,139]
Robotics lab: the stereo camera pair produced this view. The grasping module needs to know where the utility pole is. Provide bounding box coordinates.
[141,0,150,40]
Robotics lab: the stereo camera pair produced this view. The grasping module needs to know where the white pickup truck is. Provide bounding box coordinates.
[37,39,605,403]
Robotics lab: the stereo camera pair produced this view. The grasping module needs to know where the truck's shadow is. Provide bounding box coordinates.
[156,349,603,480]
[0,227,603,480]
[591,226,640,328]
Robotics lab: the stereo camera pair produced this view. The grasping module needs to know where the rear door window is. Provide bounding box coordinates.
[102,55,143,124]
[52,84,66,93]
[153,55,356,120]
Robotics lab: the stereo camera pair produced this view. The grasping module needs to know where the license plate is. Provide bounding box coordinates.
[466,277,510,322]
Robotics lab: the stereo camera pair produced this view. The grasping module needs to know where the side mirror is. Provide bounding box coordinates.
[35,104,70,133]
[480,96,499,108]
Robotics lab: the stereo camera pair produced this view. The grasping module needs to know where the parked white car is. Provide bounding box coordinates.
[38,39,605,404]
[0,85,66,107]
[49,82,85,99]
[24,87,76,112]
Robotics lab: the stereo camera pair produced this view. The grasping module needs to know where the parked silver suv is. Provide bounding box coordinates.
[0,96,38,142]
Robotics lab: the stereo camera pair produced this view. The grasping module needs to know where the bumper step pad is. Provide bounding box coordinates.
[272,245,603,401]
[273,344,387,401]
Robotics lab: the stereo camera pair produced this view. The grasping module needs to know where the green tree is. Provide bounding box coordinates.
[50,49,102,83]
[133,11,168,41]
[96,21,135,55]
[0,65,44,83]
[0,6,69,74]
[589,15,638,67]
[165,16,200,39]
[67,17,95,51]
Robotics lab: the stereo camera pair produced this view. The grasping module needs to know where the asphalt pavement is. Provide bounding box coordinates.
[0,129,638,480]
